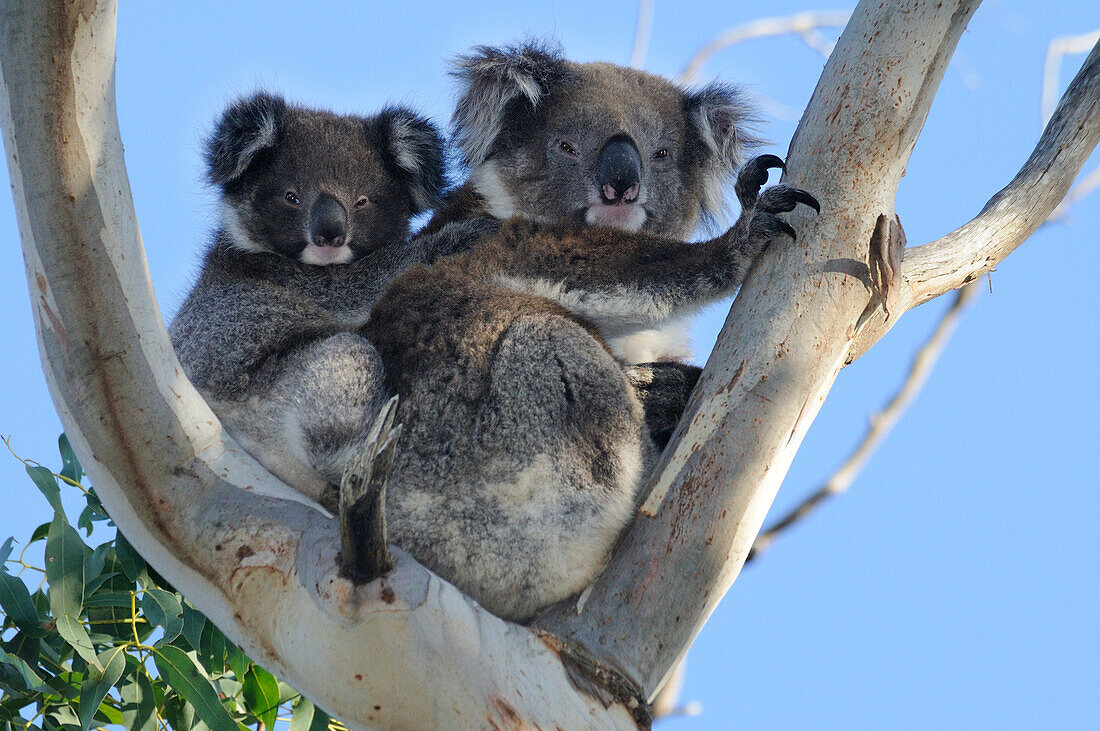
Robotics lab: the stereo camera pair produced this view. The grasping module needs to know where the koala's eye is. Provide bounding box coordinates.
[558,140,580,158]
[653,148,670,160]
[354,196,370,209]
[284,191,301,206]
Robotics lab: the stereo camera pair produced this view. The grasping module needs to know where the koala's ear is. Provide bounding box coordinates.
[450,40,569,167]
[204,92,287,188]
[374,107,447,214]
[685,83,763,219]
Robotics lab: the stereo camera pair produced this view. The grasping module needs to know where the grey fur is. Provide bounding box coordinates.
[170,92,455,501]
[369,153,819,621]
[430,44,763,364]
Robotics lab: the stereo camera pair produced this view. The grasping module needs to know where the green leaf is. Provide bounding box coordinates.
[58,434,83,484]
[152,646,238,731]
[242,665,280,730]
[290,697,331,731]
[0,648,49,693]
[83,543,111,585]
[55,615,100,670]
[181,604,207,651]
[141,588,184,646]
[26,465,64,516]
[113,532,146,584]
[0,537,14,566]
[3,630,41,668]
[224,641,249,681]
[83,571,119,597]
[198,620,226,676]
[119,667,158,731]
[83,591,134,609]
[77,647,125,731]
[0,571,42,637]
[45,514,85,619]
[28,522,50,545]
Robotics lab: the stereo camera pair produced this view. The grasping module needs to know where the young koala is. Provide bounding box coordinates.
[169,92,449,503]
[366,45,818,621]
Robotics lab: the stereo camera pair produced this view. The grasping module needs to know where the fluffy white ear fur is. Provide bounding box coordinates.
[450,41,566,167]
[686,83,762,222]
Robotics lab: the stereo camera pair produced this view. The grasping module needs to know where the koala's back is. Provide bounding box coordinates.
[366,247,650,620]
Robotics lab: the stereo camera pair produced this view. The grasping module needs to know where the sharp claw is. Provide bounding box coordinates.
[777,220,797,240]
[794,190,821,213]
[754,154,786,172]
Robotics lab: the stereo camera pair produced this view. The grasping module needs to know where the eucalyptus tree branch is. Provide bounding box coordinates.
[677,10,852,84]
[901,40,1100,307]
[0,2,634,727]
[1042,29,1100,126]
[537,0,984,699]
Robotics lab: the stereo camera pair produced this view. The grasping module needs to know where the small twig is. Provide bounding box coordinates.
[337,396,400,584]
[628,0,654,69]
[1042,29,1100,127]
[748,282,980,562]
[677,10,852,84]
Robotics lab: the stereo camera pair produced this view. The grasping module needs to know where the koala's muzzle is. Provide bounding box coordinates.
[310,194,348,247]
[597,136,641,205]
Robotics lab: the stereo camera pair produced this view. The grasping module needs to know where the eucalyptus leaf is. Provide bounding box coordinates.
[113,532,146,584]
[54,615,100,670]
[44,514,85,619]
[152,646,238,731]
[77,647,125,731]
[181,603,207,652]
[289,697,332,731]
[0,648,49,693]
[0,537,14,566]
[25,466,63,516]
[141,588,184,646]
[0,570,42,637]
[58,434,83,484]
[242,665,280,730]
[119,667,158,731]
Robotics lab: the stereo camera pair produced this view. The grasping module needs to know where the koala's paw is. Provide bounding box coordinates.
[731,155,819,264]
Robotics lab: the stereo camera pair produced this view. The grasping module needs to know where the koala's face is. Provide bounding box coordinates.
[206,94,445,265]
[453,43,758,240]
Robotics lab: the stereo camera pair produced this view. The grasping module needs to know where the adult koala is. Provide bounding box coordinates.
[366,43,818,621]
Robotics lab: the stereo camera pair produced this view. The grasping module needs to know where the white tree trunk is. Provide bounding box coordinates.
[1,0,1096,727]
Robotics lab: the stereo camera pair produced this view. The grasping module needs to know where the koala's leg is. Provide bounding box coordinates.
[385,313,651,622]
[626,362,703,450]
[220,332,389,504]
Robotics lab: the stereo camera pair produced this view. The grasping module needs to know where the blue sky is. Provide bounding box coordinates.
[1,1,1097,728]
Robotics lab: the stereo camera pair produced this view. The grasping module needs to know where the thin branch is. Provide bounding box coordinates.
[748,281,980,562]
[1042,29,1100,127]
[902,39,1100,306]
[677,10,852,84]
[629,0,654,69]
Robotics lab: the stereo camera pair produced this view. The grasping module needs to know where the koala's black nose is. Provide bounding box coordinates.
[310,194,348,247]
[597,136,641,205]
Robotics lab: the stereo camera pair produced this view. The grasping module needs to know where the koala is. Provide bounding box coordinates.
[366,45,819,621]
[425,40,765,366]
[169,92,451,503]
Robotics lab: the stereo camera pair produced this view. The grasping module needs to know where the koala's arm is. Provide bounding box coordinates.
[170,279,342,402]
[484,157,818,333]
[409,216,501,265]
